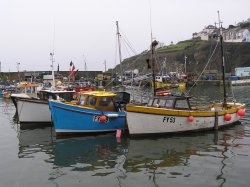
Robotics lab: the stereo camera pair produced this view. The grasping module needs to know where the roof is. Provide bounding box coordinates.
[80,91,116,97]
[17,82,40,87]
[151,93,190,100]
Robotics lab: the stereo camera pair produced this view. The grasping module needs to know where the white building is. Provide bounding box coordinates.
[235,67,250,77]
[193,24,250,43]
[223,27,250,42]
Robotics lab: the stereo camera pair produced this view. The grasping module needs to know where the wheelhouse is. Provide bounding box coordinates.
[38,90,75,102]
[147,95,191,110]
[77,91,117,111]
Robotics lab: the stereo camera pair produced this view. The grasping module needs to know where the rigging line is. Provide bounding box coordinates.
[230,83,236,102]
[120,36,137,56]
[187,41,220,95]
[119,28,137,55]
[120,39,133,57]
[119,48,149,72]
[148,0,153,43]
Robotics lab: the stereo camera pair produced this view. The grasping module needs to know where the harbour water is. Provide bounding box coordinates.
[0,85,250,187]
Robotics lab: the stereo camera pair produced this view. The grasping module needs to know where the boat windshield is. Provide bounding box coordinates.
[87,96,97,107]
[99,97,114,107]
[174,99,190,110]
[147,97,190,109]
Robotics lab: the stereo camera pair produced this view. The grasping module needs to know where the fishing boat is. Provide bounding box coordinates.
[126,15,246,136]
[10,82,41,108]
[49,91,130,136]
[15,89,75,123]
[126,93,245,136]
[12,52,76,124]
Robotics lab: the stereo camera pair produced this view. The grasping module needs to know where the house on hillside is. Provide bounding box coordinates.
[223,27,250,42]
[194,25,218,41]
[193,23,250,42]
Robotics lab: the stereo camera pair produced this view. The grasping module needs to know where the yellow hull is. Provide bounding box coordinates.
[152,81,186,89]
[126,102,245,117]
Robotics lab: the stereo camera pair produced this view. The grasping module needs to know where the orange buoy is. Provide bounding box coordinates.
[187,116,194,122]
[237,109,245,117]
[224,114,231,121]
[99,115,107,122]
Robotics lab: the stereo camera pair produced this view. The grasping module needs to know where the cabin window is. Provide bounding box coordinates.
[152,98,165,107]
[152,99,159,107]
[79,95,86,105]
[99,97,113,107]
[87,96,97,106]
[165,99,174,108]
[158,99,166,107]
[175,99,189,109]
[147,99,153,106]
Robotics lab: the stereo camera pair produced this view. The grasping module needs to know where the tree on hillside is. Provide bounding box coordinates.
[238,19,250,28]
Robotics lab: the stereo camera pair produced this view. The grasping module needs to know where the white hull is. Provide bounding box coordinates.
[231,79,250,86]
[17,99,51,123]
[127,111,241,136]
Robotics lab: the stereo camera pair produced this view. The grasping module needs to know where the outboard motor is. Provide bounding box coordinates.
[114,91,130,112]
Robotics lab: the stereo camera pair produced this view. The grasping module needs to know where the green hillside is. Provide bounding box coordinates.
[113,38,250,75]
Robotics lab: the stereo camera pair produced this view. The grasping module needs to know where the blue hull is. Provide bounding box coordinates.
[49,100,127,135]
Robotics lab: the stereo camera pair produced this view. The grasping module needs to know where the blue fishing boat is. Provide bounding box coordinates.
[49,91,130,136]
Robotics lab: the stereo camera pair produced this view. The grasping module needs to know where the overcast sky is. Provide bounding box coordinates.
[0,0,249,72]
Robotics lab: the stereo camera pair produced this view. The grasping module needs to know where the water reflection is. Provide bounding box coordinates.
[124,124,246,186]
[53,134,128,171]
[18,125,55,158]
[16,121,248,186]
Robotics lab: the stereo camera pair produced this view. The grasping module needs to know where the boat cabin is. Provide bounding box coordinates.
[77,91,130,112]
[38,90,75,102]
[16,82,40,97]
[147,95,192,110]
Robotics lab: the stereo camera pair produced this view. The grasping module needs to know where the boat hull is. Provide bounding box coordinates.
[49,100,127,135]
[126,103,245,136]
[17,98,51,123]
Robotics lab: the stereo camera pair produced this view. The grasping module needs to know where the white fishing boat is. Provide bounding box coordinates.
[10,82,41,107]
[126,94,245,136]
[16,89,75,123]
[126,14,246,136]
[14,52,75,124]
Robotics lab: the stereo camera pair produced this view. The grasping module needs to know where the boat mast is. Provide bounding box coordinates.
[217,11,227,108]
[50,20,56,90]
[116,21,123,85]
[50,52,56,90]
[151,40,158,96]
[148,1,158,96]
[83,54,87,71]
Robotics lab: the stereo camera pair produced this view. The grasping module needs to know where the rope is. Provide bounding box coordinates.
[186,41,220,95]
[230,83,236,103]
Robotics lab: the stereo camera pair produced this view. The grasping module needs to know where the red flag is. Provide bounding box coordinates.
[69,63,75,79]
[71,63,75,72]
